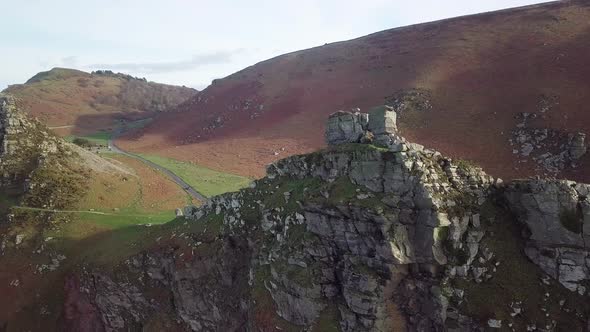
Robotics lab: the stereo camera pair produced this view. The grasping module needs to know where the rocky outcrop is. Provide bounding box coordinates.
[66,109,590,331]
[164,110,499,331]
[505,180,590,294]
[325,106,398,146]
[508,104,587,175]
[385,88,433,115]
[0,94,67,184]
[325,110,370,145]
[569,132,587,161]
[0,94,90,250]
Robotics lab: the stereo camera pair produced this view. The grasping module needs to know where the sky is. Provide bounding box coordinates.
[0,0,549,90]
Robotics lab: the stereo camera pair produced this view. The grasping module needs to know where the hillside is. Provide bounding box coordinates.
[119,0,590,182]
[0,94,194,330]
[8,109,588,331]
[4,68,197,135]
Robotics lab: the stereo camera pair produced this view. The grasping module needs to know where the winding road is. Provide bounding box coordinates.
[107,131,207,202]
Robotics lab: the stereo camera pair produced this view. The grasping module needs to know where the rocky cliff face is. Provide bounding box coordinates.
[0,94,67,185]
[505,180,590,295]
[0,94,88,249]
[62,109,590,331]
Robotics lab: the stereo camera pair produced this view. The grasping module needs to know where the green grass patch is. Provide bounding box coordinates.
[74,210,174,229]
[45,211,179,267]
[263,177,323,215]
[138,154,252,197]
[329,142,390,153]
[328,177,358,203]
[454,158,480,172]
[65,119,152,148]
[66,131,111,147]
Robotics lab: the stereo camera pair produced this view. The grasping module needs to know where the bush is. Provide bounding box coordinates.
[72,138,95,148]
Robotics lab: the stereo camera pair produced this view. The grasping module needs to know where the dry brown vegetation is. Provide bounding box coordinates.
[120,1,590,182]
[4,68,197,135]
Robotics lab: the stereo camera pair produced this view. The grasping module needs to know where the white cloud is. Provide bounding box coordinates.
[88,49,245,74]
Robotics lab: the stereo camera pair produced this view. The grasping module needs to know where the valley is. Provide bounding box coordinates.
[1,1,590,331]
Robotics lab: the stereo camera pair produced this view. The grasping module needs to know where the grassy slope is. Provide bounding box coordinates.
[0,150,193,327]
[138,154,252,197]
[65,131,111,146]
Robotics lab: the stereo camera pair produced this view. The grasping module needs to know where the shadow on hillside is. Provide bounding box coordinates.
[72,111,158,135]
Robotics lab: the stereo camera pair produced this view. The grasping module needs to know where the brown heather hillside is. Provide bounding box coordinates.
[4,68,197,135]
[119,0,590,181]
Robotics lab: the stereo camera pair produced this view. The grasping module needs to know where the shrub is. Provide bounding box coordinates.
[72,137,95,148]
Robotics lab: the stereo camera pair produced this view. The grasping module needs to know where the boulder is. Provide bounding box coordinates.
[325,106,398,146]
[569,132,587,160]
[368,105,397,136]
[325,110,368,145]
[505,179,590,293]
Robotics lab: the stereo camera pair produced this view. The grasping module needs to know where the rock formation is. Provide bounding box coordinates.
[505,179,590,295]
[325,105,412,152]
[509,103,587,175]
[569,132,587,161]
[58,109,590,331]
[0,94,67,185]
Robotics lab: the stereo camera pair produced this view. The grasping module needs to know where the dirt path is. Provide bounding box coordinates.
[48,125,74,129]
[108,131,207,202]
[12,206,145,217]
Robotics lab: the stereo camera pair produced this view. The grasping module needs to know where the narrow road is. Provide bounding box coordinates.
[48,125,75,129]
[108,131,207,202]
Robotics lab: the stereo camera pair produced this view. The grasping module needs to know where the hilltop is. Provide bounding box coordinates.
[4,67,197,135]
[119,0,590,182]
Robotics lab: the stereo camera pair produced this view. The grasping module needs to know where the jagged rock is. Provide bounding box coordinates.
[14,234,24,246]
[569,132,587,160]
[385,88,433,115]
[325,106,399,148]
[367,106,397,136]
[488,319,502,328]
[325,110,369,145]
[505,179,590,294]
[509,108,587,174]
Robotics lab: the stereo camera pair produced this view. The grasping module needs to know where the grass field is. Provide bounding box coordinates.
[138,154,252,197]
